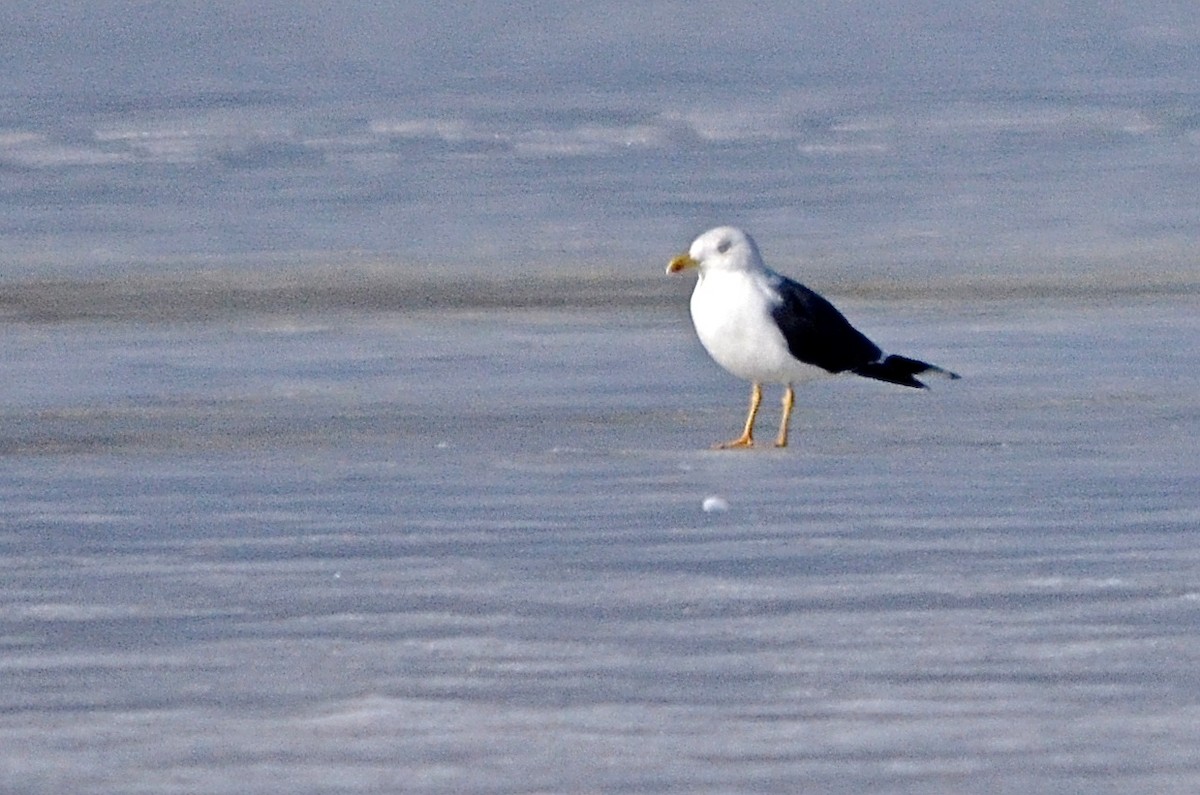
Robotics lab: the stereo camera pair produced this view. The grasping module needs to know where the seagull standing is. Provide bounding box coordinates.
[667,226,958,449]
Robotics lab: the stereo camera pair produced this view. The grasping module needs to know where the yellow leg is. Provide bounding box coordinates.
[717,382,762,449]
[775,384,794,448]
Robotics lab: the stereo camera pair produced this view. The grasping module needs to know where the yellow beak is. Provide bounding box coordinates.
[666,253,699,274]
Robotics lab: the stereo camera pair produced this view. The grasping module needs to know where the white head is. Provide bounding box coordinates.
[666,226,765,276]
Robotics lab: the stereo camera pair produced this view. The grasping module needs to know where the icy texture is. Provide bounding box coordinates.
[1,296,1198,793]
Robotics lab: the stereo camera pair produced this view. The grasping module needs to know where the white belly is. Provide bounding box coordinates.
[690,272,829,384]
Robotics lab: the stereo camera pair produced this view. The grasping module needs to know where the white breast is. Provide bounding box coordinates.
[690,270,828,384]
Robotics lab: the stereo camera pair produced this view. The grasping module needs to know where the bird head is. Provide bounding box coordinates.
[666,226,763,276]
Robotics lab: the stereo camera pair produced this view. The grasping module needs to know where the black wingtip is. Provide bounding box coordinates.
[852,355,959,388]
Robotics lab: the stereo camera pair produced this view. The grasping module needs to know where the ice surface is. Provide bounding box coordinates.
[4,5,1200,791]
[1,289,1198,793]
[4,5,1200,279]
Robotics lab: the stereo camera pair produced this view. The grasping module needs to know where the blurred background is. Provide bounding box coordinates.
[2,1,1198,281]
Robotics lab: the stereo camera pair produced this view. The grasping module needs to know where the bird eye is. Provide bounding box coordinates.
[717,240,731,254]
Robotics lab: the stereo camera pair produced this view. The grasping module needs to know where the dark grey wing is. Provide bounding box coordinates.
[767,274,882,374]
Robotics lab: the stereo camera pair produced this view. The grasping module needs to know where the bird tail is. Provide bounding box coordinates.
[852,355,960,389]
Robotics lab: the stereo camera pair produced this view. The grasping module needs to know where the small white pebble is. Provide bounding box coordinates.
[701,495,730,513]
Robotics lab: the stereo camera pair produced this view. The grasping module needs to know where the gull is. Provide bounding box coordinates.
[667,226,958,448]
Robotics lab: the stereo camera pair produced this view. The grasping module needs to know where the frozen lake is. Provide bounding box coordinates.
[4,4,1200,282]
[2,277,1198,793]
[4,4,1200,791]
